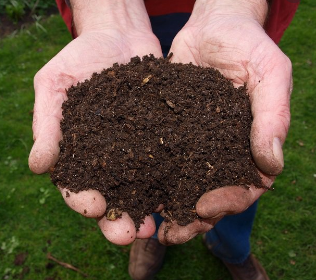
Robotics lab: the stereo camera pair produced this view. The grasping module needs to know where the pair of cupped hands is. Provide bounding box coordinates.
[28,2,292,246]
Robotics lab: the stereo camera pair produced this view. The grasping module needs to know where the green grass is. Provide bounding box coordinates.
[0,1,316,279]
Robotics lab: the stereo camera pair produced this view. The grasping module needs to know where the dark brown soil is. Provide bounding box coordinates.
[50,54,264,229]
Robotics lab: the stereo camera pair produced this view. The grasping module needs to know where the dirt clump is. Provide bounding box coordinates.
[50,54,264,229]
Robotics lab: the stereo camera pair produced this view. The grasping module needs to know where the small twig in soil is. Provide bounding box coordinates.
[166,52,173,61]
[47,252,89,278]
[141,74,153,86]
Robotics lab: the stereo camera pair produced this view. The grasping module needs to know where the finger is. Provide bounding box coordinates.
[60,188,106,218]
[154,204,164,212]
[98,212,137,245]
[249,49,292,175]
[28,116,62,174]
[157,218,218,245]
[29,70,76,174]
[136,215,156,239]
[28,89,64,174]
[196,185,267,219]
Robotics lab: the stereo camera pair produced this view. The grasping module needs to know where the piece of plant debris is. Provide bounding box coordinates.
[50,54,264,229]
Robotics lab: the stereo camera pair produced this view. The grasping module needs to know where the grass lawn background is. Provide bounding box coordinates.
[0,1,315,279]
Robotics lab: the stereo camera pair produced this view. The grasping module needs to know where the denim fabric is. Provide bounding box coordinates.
[151,213,164,239]
[204,201,258,264]
[150,13,191,57]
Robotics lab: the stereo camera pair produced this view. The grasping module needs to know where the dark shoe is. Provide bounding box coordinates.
[128,238,166,280]
[223,254,270,280]
[202,234,270,280]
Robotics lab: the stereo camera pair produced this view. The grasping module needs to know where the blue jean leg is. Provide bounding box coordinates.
[204,200,259,264]
[151,213,164,239]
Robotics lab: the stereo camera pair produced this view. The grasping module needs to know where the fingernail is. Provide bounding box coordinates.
[273,137,284,169]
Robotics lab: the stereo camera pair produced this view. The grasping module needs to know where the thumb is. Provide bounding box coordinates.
[28,116,62,174]
[28,71,69,174]
[250,52,292,176]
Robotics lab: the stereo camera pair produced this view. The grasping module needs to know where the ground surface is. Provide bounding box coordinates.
[0,5,58,38]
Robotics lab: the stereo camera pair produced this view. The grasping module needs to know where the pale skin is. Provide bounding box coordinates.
[29,0,292,245]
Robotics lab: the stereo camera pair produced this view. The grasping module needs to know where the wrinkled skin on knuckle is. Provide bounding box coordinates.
[196,187,250,218]
[158,218,217,245]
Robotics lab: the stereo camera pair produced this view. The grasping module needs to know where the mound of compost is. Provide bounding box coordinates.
[50,54,264,229]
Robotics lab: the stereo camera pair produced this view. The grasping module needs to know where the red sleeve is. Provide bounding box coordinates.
[144,0,195,15]
[265,0,299,44]
[55,0,76,38]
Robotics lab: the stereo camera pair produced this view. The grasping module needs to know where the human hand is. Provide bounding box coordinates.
[157,0,292,244]
[29,0,162,245]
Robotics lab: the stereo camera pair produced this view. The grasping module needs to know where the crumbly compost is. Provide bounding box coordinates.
[50,54,264,229]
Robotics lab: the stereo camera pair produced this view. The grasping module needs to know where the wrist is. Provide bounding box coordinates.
[191,0,268,27]
[69,0,153,36]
